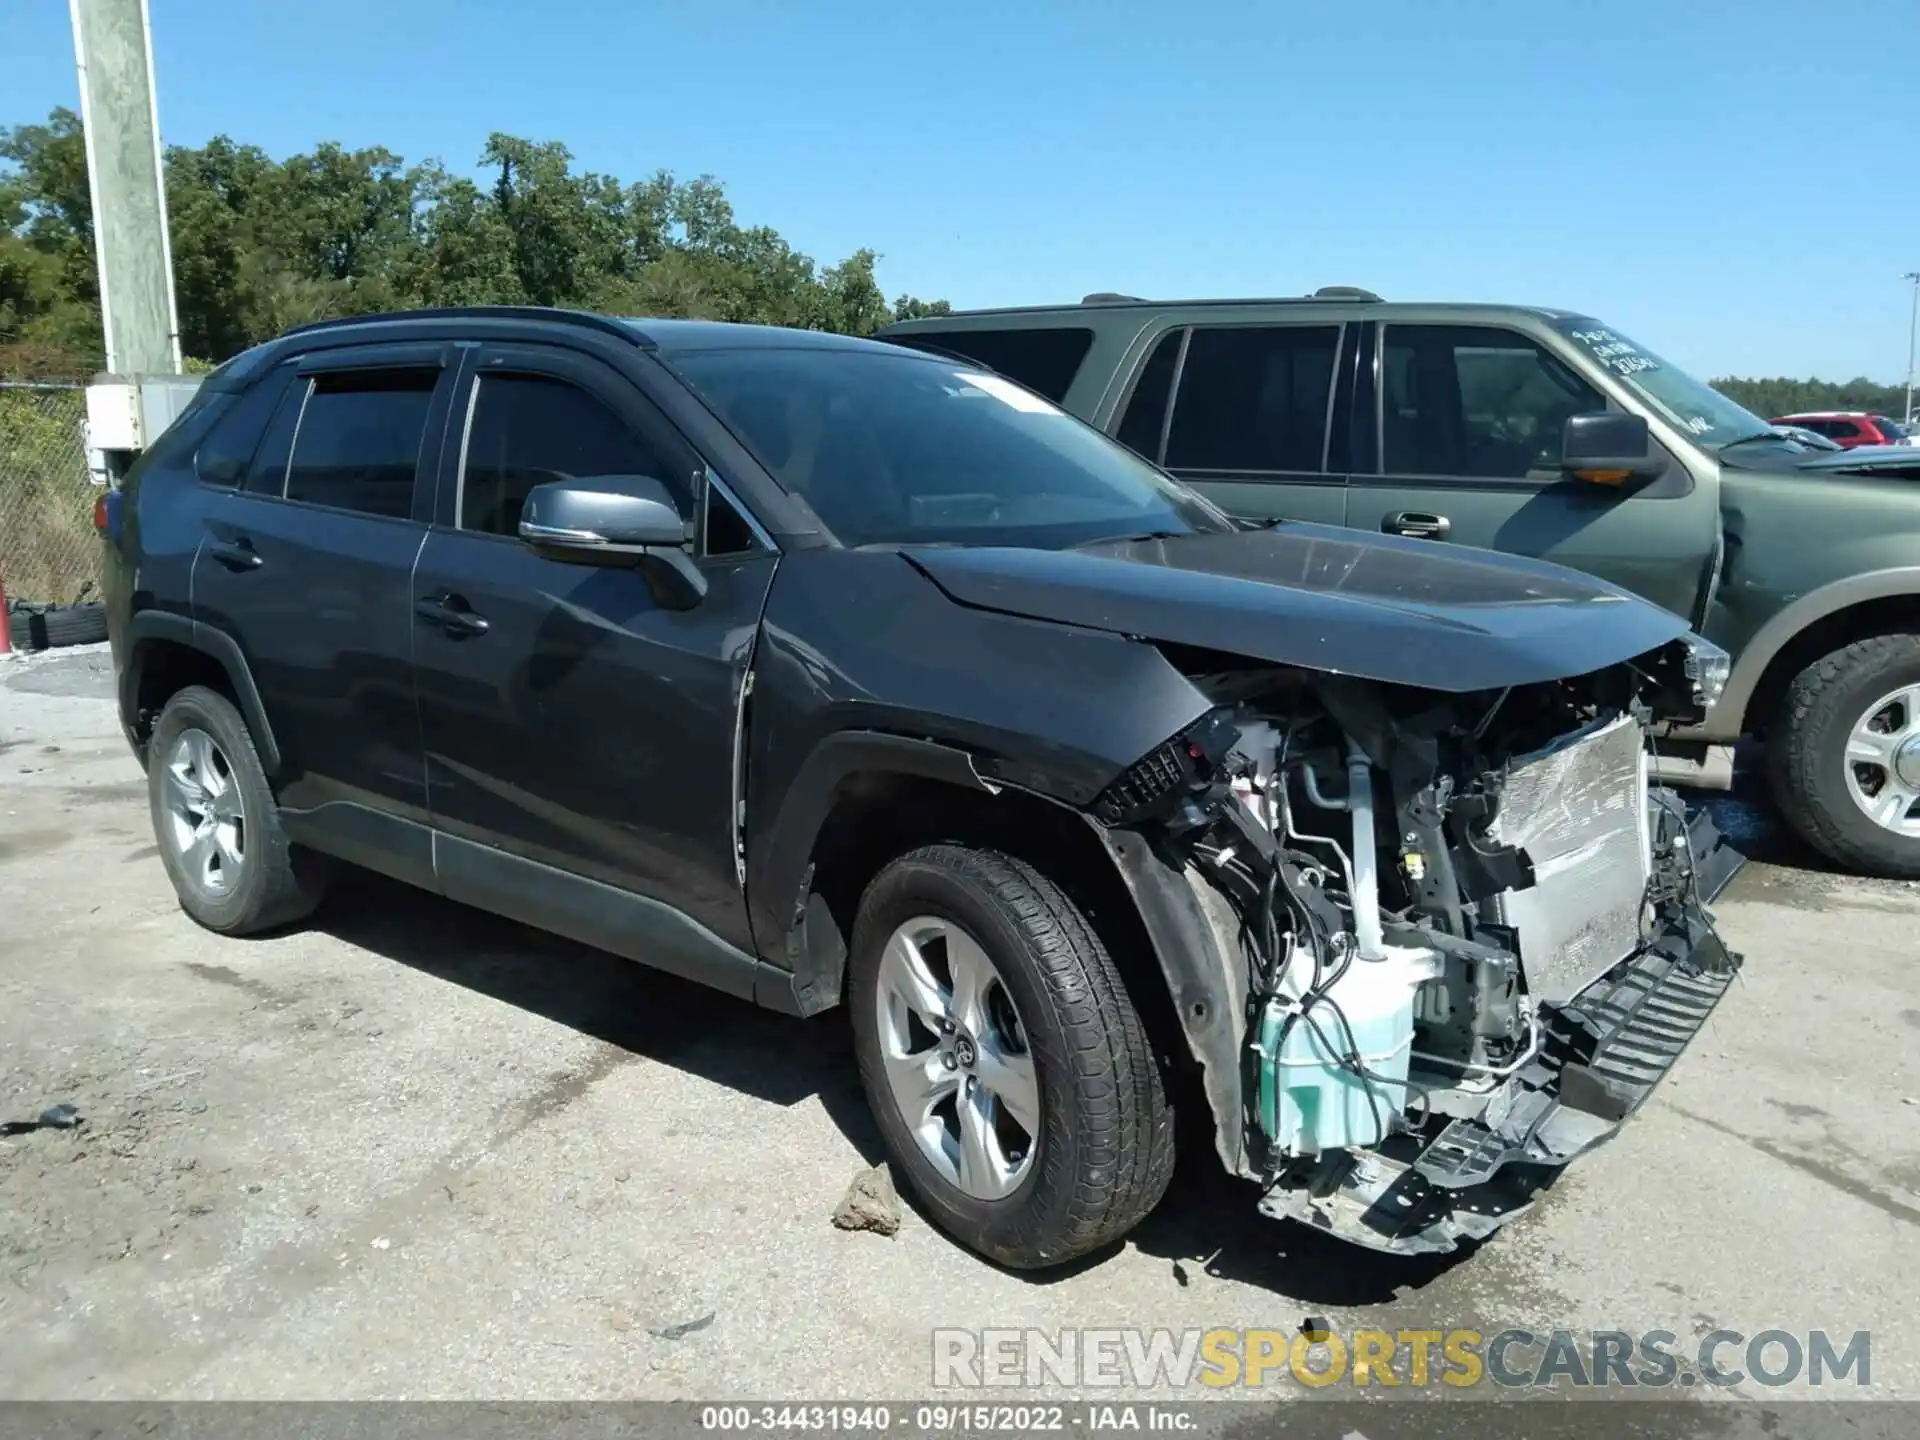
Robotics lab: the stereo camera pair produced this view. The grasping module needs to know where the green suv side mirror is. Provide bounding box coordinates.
[1561,412,1662,487]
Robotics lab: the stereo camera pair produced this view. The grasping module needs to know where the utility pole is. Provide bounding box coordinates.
[69,0,181,375]
[1905,271,1920,428]
[69,0,196,486]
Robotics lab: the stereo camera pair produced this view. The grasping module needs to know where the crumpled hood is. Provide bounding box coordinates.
[1793,444,1920,478]
[902,523,1692,693]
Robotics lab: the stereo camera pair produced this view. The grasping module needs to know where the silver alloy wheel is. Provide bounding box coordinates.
[1844,684,1920,837]
[874,915,1040,1200]
[163,727,246,895]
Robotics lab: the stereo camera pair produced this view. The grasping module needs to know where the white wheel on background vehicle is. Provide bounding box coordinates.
[1840,684,1920,837]
[1772,634,1920,878]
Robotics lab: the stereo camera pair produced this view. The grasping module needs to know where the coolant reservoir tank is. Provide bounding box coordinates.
[1255,943,1442,1156]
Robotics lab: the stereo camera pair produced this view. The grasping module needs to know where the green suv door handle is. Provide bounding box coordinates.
[1384,510,1451,541]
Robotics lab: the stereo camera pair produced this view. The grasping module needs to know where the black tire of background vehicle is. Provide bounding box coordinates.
[148,685,329,934]
[848,844,1176,1269]
[1770,633,1920,879]
[7,601,107,652]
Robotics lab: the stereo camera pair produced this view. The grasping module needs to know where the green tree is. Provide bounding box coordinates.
[0,108,103,365]
[1711,375,1911,421]
[0,107,946,373]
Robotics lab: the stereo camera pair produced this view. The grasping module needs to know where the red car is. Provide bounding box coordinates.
[1770,411,1911,448]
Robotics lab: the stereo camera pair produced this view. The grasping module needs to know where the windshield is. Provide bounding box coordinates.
[669,347,1232,548]
[1551,317,1771,449]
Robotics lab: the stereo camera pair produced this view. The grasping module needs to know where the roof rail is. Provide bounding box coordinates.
[880,335,1005,375]
[281,305,651,347]
[1311,285,1382,302]
[1081,292,1145,304]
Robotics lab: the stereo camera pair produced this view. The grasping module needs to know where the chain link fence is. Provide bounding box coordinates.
[0,381,99,606]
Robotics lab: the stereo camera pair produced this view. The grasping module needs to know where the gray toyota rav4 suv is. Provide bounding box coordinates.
[106,308,1736,1264]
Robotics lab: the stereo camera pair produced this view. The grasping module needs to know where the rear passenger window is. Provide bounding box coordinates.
[247,378,306,495]
[194,372,292,488]
[1163,325,1339,473]
[1114,330,1183,462]
[284,369,436,518]
[459,374,681,537]
[893,328,1093,403]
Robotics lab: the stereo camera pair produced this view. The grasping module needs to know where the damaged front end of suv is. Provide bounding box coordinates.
[864,524,1744,1257]
[1089,629,1740,1255]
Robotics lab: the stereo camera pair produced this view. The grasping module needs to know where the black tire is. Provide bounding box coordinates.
[7,602,107,652]
[147,685,327,934]
[848,844,1175,1269]
[1770,633,1920,878]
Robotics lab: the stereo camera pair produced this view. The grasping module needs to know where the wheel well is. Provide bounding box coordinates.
[130,638,236,748]
[1743,595,1920,738]
[804,773,1198,1099]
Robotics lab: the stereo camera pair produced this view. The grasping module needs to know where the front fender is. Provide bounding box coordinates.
[748,730,996,1012]
[744,548,1213,950]
[1703,468,1920,737]
[1704,565,1920,738]
[1096,826,1255,1179]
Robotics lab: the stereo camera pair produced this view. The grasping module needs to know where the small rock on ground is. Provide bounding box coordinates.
[831,1163,901,1237]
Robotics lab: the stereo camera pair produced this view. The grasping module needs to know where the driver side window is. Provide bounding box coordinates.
[1382,326,1603,480]
[458,373,681,537]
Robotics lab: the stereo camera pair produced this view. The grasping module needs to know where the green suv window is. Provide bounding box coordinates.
[1382,325,1601,479]
[1115,325,1339,473]
[887,327,1093,403]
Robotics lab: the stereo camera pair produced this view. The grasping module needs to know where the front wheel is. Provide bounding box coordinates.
[847,845,1175,1269]
[1770,634,1920,878]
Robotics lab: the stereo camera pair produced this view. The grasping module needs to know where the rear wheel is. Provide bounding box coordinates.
[848,844,1174,1269]
[148,686,326,934]
[1770,634,1920,878]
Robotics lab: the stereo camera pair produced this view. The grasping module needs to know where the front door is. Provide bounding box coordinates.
[410,344,778,977]
[1342,323,1720,619]
[191,343,455,887]
[1107,322,1350,527]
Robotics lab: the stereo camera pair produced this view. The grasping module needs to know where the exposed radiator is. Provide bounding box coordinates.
[1484,712,1651,1003]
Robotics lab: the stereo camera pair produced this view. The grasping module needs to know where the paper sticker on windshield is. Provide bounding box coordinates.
[953,370,1060,415]
[1567,328,1661,379]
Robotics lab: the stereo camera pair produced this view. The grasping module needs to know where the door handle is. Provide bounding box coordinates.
[1383,510,1451,541]
[206,537,263,570]
[414,594,490,638]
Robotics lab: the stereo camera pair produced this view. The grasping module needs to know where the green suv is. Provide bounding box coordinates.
[881,291,1920,877]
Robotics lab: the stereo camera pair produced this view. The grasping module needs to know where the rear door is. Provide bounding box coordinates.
[1105,321,1349,526]
[191,342,455,886]
[1341,322,1720,619]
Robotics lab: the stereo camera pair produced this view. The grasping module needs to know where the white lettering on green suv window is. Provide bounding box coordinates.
[1555,317,1770,448]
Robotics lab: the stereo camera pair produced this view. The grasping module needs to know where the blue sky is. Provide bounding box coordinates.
[11,0,1917,380]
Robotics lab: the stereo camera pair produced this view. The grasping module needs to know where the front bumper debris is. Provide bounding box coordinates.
[1255,889,1740,1256]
